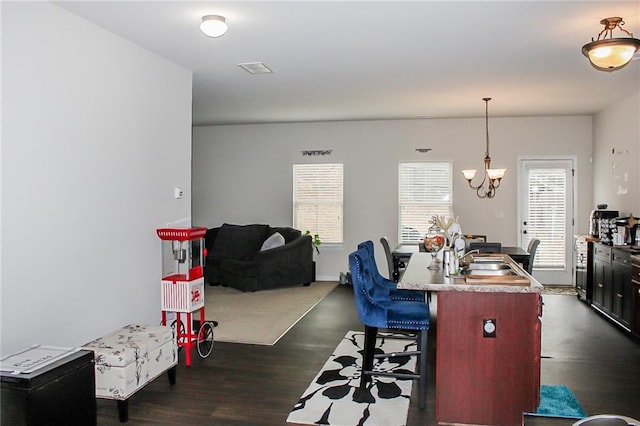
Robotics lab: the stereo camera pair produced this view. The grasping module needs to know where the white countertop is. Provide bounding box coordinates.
[398,252,543,293]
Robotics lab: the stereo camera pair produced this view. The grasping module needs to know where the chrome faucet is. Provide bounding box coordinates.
[460,249,479,265]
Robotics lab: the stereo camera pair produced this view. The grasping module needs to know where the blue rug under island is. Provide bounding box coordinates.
[526,384,587,419]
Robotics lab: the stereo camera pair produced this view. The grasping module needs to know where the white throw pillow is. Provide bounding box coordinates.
[260,232,285,251]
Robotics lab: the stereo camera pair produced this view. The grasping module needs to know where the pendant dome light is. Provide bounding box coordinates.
[582,17,640,72]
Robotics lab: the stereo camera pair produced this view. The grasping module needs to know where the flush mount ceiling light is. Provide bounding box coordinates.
[582,17,640,72]
[462,98,505,199]
[200,15,228,38]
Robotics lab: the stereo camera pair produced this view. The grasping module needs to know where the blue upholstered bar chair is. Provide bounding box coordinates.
[357,240,424,302]
[348,247,430,410]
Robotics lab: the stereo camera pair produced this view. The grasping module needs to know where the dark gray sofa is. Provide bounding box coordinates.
[204,223,314,292]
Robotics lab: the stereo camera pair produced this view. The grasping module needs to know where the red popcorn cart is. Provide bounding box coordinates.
[156,227,215,366]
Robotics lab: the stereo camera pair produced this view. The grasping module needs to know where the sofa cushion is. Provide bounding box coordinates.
[272,227,302,243]
[261,232,285,251]
[211,224,269,260]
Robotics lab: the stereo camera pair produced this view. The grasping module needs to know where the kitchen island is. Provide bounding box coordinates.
[399,252,543,426]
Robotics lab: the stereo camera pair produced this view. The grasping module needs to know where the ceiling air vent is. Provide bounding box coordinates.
[238,62,273,74]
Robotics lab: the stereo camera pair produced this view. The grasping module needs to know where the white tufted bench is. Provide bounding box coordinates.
[81,324,177,422]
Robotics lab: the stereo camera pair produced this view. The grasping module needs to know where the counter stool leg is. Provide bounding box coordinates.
[360,326,378,388]
[418,330,428,410]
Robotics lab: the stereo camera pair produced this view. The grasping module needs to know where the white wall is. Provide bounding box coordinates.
[593,88,640,217]
[1,2,192,355]
[193,115,593,280]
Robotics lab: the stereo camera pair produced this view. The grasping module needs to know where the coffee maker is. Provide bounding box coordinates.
[589,204,618,244]
[614,216,639,246]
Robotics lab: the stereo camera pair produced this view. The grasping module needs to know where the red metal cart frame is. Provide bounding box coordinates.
[157,227,214,366]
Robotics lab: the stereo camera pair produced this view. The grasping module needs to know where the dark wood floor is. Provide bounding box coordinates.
[96,285,640,425]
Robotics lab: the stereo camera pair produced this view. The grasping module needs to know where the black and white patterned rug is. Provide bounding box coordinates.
[287,330,416,426]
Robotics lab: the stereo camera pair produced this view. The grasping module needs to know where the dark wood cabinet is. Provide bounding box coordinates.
[435,291,541,426]
[576,240,593,302]
[591,243,633,333]
[632,259,640,339]
[592,244,611,311]
[611,250,632,327]
[632,281,640,338]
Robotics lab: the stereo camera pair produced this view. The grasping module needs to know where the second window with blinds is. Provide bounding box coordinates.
[293,163,344,244]
[399,162,453,243]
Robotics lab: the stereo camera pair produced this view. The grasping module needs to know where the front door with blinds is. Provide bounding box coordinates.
[518,158,575,285]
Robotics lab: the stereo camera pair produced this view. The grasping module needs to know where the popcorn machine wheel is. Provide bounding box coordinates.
[156,227,217,366]
[170,317,214,358]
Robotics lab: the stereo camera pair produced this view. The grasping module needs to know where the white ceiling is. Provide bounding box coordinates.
[55,1,640,126]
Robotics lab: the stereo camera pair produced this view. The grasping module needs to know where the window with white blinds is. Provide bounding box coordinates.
[526,168,566,269]
[399,162,453,243]
[293,164,343,244]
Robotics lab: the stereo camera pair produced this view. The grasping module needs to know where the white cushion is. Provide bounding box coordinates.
[261,232,285,251]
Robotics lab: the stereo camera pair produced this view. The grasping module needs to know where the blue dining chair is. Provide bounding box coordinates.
[348,247,430,410]
[357,240,424,302]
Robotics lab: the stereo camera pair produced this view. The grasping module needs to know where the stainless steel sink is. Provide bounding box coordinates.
[466,263,512,271]
[462,261,518,276]
[460,256,531,283]
[463,269,518,276]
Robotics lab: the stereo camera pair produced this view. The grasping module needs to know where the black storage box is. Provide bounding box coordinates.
[1,348,96,426]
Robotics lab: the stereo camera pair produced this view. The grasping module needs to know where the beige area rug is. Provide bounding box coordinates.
[542,285,578,296]
[205,281,339,345]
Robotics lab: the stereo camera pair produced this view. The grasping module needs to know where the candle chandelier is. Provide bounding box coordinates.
[462,97,505,199]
